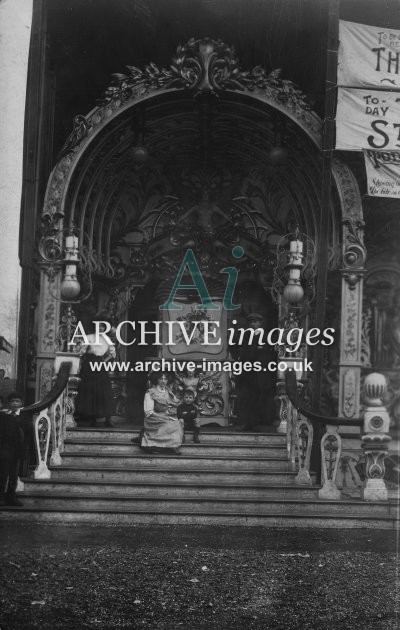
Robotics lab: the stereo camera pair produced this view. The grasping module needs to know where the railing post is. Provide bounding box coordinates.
[33,410,51,479]
[361,372,391,501]
[319,424,342,499]
[66,375,80,427]
[276,357,303,435]
[49,396,63,466]
[49,354,80,466]
[54,353,81,428]
[294,413,313,485]
[278,386,297,470]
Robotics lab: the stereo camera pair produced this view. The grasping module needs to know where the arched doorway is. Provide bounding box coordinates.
[36,38,365,424]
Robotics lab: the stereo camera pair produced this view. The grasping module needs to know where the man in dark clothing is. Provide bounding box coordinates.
[0,392,26,506]
[231,313,277,431]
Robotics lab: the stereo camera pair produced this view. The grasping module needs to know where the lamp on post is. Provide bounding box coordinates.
[272,228,315,439]
[272,226,315,309]
[283,229,304,305]
[39,225,93,305]
[60,230,81,300]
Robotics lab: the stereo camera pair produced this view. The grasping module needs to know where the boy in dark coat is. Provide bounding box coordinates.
[0,392,26,506]
[177,389,201,443]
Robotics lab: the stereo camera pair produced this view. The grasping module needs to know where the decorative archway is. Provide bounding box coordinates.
[35,38,365,419]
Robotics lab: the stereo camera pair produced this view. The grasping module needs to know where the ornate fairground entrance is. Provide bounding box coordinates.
[14,37,396,524]
[35,38,365,424]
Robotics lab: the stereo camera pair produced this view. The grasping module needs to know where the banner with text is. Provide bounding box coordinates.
[335,87,400,150]
[338,20,400,88]
[364,149,400,198]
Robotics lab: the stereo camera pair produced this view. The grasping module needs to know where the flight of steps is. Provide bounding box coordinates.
[2,427,398,528]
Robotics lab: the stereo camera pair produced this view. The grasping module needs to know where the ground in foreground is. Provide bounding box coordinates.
[0,524,398,629]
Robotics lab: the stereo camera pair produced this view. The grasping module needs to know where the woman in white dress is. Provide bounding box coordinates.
[141,372,183,454]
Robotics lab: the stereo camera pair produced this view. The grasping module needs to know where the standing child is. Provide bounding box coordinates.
[0,392,26,506]
[177,389,201,444]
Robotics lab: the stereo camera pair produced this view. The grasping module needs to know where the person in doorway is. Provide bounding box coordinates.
[0,392,29,507]
[76,321,116,427]
[232,312,277,431]
[177,389,201,443]
[140,372,183,454]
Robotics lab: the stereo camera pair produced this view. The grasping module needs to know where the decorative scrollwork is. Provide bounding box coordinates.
[99,38,312,109]
[342,218,366,269]
[37,417,49,460]
[34,411,52,480]
[298,422,309,468]
[294,415,313,486]
[197,373,224,416]
[323,434,339,481]
[366,453,386,479]
[39,231,63,263]
[173,369,225,417]
[57,115,90,161]
[54,403,61,445]
[343,369,357,418]
[319,425,342,499]
[199,393,224,416]
[56,304,81,353]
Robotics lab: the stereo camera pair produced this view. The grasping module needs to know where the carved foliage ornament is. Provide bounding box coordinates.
[343,368,356,418]
[99,39,312,109]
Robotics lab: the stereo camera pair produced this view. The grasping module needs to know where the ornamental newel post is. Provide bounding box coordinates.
[54,353,81,428]
[361,372,391,502]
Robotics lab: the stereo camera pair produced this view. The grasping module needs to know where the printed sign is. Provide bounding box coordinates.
[335,87,400,150]
[338,20,400,88]
[364,149,400,198]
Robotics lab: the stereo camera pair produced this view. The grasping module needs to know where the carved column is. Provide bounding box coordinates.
[35,268,61,400]
[333,160,366,422]
[361,372,391,502]
[339,269,364,419]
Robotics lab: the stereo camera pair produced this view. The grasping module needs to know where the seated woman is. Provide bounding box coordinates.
[141,372,183,454]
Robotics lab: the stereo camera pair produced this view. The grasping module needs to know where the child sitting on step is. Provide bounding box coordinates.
[177,389,201,444]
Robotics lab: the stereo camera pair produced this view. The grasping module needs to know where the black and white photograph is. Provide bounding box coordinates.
[0,0,398,628]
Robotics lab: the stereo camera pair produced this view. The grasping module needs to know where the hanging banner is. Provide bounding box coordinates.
[338,20,400,88]
[335,87,400,150]
[364,149,400,198]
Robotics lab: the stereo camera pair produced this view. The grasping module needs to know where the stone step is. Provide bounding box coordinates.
[0,507,396,529]
[63,439,286,458]
[18,492,392,517]
[66,428,285,445]
[23,479,320,500]
[49,466,303,485]
[60,451,292,471]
